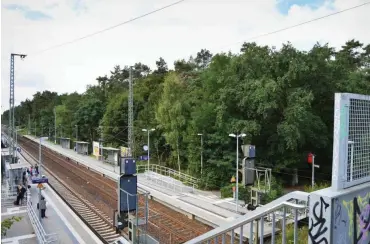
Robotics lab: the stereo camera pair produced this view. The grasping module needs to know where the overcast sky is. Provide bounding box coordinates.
[1,0,370,111]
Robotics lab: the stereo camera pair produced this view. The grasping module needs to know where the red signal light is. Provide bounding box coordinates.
[307,153,313,164]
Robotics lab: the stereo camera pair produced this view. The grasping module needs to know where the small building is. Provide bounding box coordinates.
[1,147,11,175]
[101,146,120,166]
[60,137,71,149]
[75,141,89,155]
[5,161,29,190]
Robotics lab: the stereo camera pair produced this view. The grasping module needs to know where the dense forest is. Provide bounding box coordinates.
[2,40,370,190]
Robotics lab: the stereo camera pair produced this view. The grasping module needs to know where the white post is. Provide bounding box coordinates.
[229,133,246,213]
[201,134,203,175]
[312,155,315,188]
[54,107,56,144]
[15,129,18,159]
[236,135,239,213]
[147,130,150,172]
[349,141,354,181]
[143,128,155,172]
[39,137,42,220]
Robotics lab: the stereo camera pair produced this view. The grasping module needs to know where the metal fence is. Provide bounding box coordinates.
[185,191,309,244]
[332,93,370,190]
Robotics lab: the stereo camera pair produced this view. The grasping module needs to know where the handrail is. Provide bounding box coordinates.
[185,191,309,244]
[27,192,58,244]
[137,164,199,187]
[145,171,195,193]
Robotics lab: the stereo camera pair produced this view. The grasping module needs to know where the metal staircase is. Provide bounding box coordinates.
[185,191,309,243]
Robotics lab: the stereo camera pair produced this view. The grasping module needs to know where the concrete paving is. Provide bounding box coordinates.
[29,185,103,244]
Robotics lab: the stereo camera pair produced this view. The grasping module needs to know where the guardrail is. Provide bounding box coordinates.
[137,164,199,188]
[27,192,58,244]
[145,171,195,193]
[185,191,309,244]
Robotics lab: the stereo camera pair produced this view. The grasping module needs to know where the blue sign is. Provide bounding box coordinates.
[32,177,48,184]
[139,155,149,161]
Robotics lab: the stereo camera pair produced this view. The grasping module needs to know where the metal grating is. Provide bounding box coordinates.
[346,98,370,182]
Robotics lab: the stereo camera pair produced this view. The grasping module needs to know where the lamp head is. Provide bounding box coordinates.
[229,133,236,137]
[142,129,147,132]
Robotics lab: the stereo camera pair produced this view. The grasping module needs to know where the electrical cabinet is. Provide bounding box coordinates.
[121,159,136,175]
[119,175,137,212]
[242,144,256,158]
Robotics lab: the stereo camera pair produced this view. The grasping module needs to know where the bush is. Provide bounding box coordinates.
[303,182,330,193]
[220,183,251,204]
[260,177,284,204]
[276,225,308,244]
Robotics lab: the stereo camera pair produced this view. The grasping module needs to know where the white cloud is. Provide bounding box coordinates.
[1,0,369,111]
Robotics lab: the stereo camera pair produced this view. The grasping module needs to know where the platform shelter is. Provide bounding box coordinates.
[5,161,29,190]
[75,141,89,155]
[100,146,120,166]
[60,137,71,149]
[1,147,11,175]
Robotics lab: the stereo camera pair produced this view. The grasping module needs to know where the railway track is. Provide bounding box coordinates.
[19,140,121,244]
[19,135,214,243]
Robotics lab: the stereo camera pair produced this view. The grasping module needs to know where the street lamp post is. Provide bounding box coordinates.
[197,133,203,175]
[229,133,246,213]
[142,128,155,172]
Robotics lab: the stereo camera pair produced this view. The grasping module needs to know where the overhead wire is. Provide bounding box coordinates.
[216,1,370,50]
[28,1,369,57]
[29,0,186,56]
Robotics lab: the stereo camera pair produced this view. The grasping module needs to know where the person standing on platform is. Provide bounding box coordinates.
[35,164,39,175]
[39,197,47,218]
[14,184,26,205]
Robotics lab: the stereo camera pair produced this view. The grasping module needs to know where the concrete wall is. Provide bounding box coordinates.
[308,183,370,244]
[332,187,370,244]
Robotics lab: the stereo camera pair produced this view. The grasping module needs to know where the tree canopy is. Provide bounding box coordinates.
[3,40,369,189]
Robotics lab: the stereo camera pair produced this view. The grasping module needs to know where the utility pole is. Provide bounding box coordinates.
[128,67,134,157]
[75,125,78,141]
[9,53,26,163]
[197,133,203,175]
[54,107,56,144]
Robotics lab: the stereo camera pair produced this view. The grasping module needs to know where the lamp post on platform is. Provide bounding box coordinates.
[229,133,246,213]
[197,133,203,175]
[142,128,155,172]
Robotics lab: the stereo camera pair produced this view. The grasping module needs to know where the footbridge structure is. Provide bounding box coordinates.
[186,92,370,244]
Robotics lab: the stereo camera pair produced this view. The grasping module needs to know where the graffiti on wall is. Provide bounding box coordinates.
[309,196,330,244]
[342,192,370,244]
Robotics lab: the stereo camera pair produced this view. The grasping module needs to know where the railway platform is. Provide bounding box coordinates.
[28,183,103,244]
[23,135,290,240]
[1,153,103,244]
